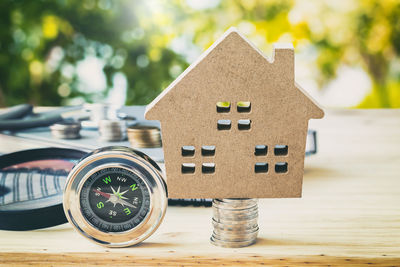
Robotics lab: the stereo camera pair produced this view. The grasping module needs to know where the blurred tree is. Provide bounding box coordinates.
[165,0,400,108]
[0,0,187,106]
[0,0,399,108]
[302,0,400,108]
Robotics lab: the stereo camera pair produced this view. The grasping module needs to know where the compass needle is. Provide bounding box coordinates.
[119,189,129,197]
[110,186,116,195]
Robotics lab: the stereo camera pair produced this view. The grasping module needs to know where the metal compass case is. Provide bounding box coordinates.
[63,146,167,247]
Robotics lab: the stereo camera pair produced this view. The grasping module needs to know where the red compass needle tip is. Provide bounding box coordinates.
[93,189,111,199]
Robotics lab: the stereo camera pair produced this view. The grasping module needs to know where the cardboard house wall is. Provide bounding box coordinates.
[145,28,324,198]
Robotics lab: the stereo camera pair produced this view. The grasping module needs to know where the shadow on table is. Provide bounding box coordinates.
[132,241,177,249]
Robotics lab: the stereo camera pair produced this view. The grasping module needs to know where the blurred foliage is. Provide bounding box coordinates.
[0,0,399,107]
[0,0,188,106]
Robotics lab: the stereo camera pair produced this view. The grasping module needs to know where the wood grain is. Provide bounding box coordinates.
[1,109,400,266]
[1,253,399,266]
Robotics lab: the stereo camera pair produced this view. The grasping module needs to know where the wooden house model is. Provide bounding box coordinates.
[145,28,324,198]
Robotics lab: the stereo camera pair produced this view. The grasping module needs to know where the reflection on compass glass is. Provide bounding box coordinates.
[79,167,150,232]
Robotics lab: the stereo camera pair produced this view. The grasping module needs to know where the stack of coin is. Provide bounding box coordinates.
[50,121,81,139]
[98,120,127,141]
[127,125,162,148]
[210,198,259,248]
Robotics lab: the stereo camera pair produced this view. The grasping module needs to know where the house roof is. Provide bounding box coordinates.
[145,27,324,120]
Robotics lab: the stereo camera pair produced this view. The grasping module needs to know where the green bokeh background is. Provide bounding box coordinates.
[1,0,399,108]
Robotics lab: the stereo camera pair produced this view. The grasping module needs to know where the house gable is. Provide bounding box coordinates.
[145,27,324,122]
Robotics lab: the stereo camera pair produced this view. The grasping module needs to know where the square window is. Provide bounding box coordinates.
[238,119,251,130]
[274,145,288,156]
[216,102,231,113]
[237,101,251,113]
[255,162,268,173]
[275,162,288,173]
[181,163,195,174]
[255,145,268,156]
[201,145,215,156]
[202,163,215,174]
[218,119,231,130]
[181,146,195,157]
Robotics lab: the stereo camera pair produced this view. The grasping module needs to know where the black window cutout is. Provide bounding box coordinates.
[182,146,195,157]
[216,102,231,113]
[237,101,251,113]
[202,163,215,174]
[255,145,268,156]
[181,163,195,174]
[275,162,288,173]
[274,145,288,156]
[255,162,268,173]
[201,146,216,156]
[217,119,231,130]
[238,119,251,130]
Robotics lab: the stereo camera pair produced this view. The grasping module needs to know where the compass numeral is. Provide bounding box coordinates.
[124,208,131,215]
[95,187,101,196]
[130,184,138,191]
[97,202,104,209]
[103,176,111,184]
[109,210,117,216]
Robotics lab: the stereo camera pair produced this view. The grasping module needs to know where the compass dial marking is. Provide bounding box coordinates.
[80,167,151,232]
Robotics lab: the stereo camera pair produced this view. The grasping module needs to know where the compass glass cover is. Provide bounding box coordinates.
[79,167,150,233]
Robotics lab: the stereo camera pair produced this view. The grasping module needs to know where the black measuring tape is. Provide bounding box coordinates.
[0,148,87,231]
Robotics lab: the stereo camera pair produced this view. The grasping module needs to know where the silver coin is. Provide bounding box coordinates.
[212,220,259,229]
[212,220,258,231]
[212,234,258,242]
[213,211,258,220]
[213,216,258,224]
[213,204,258,213]
[212,216,258,225]
[213,199,258,209]
[50,121,81,139]
[211,236,257,244]
[213,207,257,214]
[98,119,127,141]
[212,230,259,240]
[212,226,259,236]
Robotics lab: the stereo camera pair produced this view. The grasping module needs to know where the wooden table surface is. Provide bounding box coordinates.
[1,109,400,266]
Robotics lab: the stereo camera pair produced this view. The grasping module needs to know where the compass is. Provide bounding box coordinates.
[63,146,167,247]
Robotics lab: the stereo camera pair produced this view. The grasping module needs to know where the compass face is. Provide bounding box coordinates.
[79,167,151,233]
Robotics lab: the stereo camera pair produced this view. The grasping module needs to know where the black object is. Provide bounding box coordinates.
[0,104,82,131]
[169,198,212,207]
[0,148,87,230]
